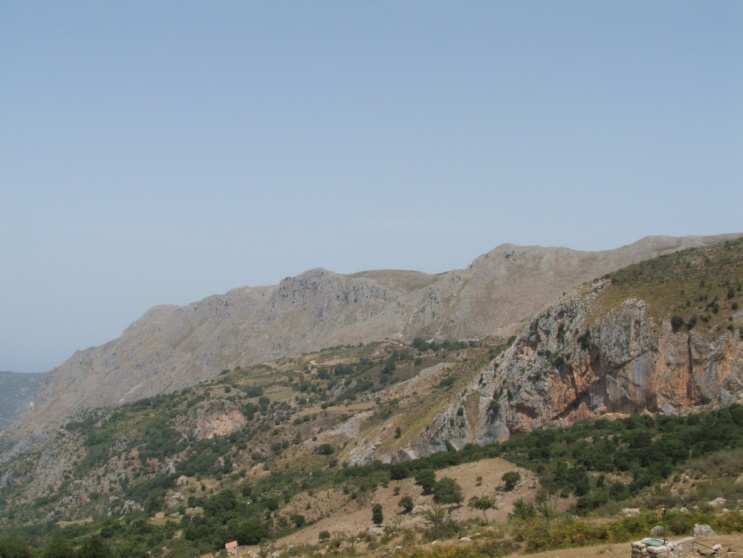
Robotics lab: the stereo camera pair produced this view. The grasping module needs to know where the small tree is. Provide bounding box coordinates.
[501,471,521,491]
[315,443,335,456]
[422,506,460,540]
[372,503,384,525]
[468,495,496,522]
[319,531,331,542]
[415,468,436,495]
[77,537,111,558]
[510,498,536,521]
[399,496,414,514]
[433,477,463,505]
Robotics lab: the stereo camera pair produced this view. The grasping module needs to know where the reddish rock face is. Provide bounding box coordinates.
[415,287,743,453]
[488,295,743,439]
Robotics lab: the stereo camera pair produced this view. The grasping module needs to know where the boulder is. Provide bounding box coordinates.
[708,497,727,509]
[367,526,384,537]
[694,524,716,538]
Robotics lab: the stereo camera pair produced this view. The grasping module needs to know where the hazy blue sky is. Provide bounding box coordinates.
[2,2,742,372]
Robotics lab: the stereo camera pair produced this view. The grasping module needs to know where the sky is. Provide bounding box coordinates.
[2,2,742,373]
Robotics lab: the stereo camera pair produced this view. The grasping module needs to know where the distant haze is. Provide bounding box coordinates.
[2,2,742,372]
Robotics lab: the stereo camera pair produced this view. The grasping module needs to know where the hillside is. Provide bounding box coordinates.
[0,372,46,431]
[0,340,497,523]
[17,234,739,434]
[4,391,743,557]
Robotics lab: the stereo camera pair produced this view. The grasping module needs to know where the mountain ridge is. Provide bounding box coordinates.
[14,233,741,435]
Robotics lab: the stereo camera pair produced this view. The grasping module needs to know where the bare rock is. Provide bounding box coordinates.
[694,524,716,538]
[708,497,727,509]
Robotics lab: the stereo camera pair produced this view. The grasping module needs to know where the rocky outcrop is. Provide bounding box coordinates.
[14,234,740,434]
[416,279,743,449]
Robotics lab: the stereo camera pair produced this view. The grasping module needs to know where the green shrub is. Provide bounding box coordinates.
[372,503,384,525]
[315,444,335,456]
[399,496,414,514]
[244,385,264,397]
[415,469,437,495]
[0,537,32,558]
[501,471,521,491]
[433,477,463,505]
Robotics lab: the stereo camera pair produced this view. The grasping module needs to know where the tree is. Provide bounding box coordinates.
[231,517,268,545]
[468,495,496,521]
[433,477,463,505]
[415,468,436,495]
[510,498,536,521]
[42,538,76,558]
[315,443,335,456]
[244,385,264,397]
[382,356,396,375]
[399,496,414,515]
[0,537,33,558]
[78,537,111,558]
[422,506,460,540]
[319,531,331,542]
[258,396,270,414]
[501,471,521,491]
[671,316,685,333]
[372,503,384,525]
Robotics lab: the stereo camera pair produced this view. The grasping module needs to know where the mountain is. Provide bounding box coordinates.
[2,237,743,556]
[0,372,46,431]
[17,234,740,434]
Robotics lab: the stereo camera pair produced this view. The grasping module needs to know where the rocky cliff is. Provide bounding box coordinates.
[414,238,743,452]
[15,234,740,434]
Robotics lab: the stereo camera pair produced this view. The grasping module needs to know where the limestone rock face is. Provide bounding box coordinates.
[13,234,739,434]
[415,280,743,450]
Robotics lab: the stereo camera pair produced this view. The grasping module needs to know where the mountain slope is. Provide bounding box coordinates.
[0,372,46,431]
[19,234,740,433]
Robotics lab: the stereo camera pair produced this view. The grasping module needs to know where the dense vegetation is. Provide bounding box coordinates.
[4,403,743,557]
